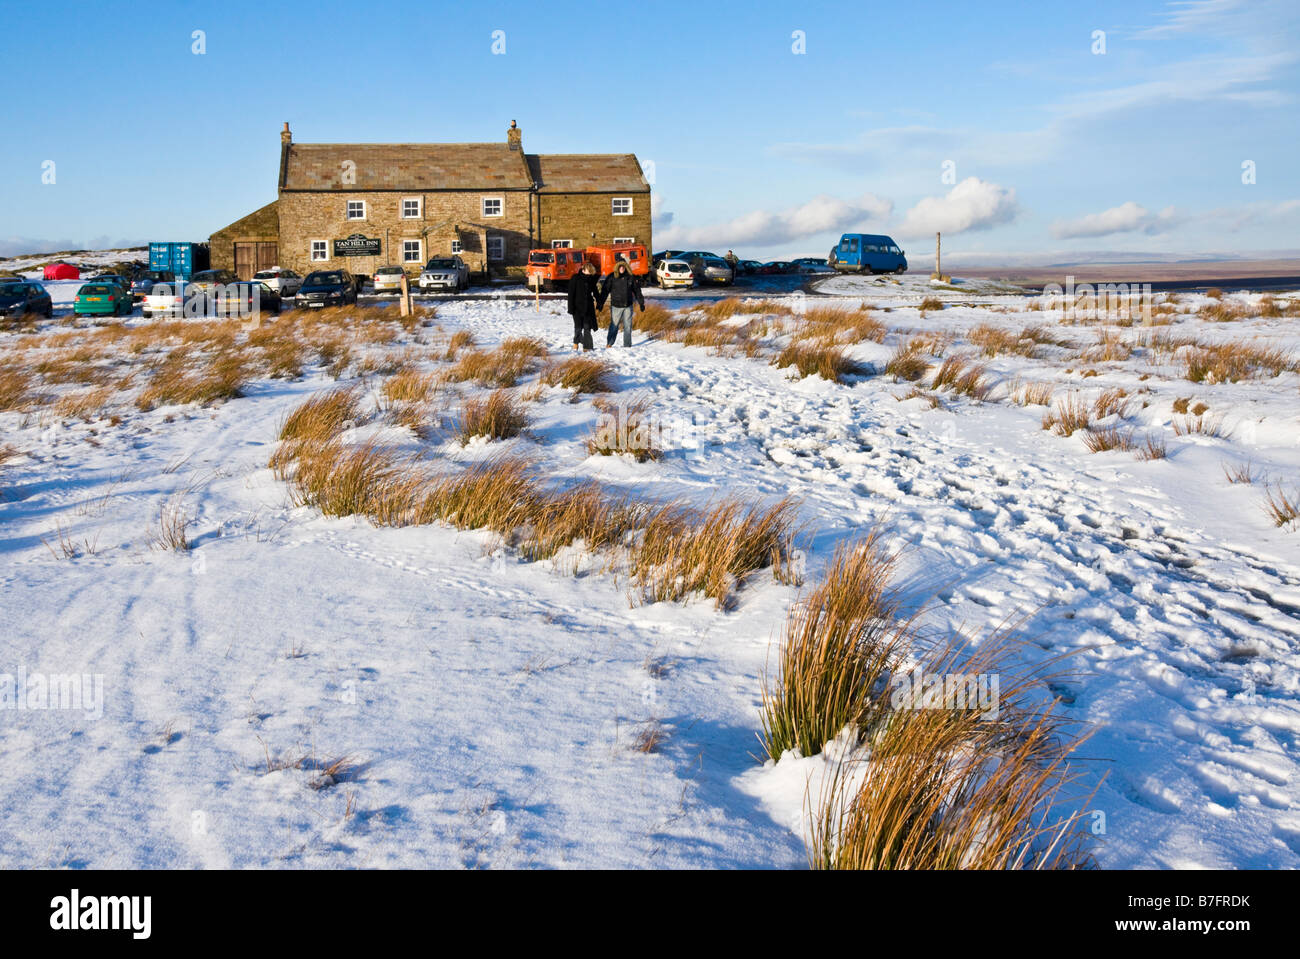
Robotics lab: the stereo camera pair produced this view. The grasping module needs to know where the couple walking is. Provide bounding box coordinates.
[566,259,645,351]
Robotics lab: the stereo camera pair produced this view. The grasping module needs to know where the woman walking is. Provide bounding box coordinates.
[566,261,600,351]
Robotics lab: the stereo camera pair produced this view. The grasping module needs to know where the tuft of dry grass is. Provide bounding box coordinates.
[631,721,668,754]
[458,389,530,443]
[380,368,439,408]
[918,296,945,313]
[760,534,908,760]
[1011,381,1055,407]
[271,387,362,476]
[1183,341,1295,384]
[1222,460,1257,484]
[1134,434,1168,461]
[445,329,476,360]
[0,362,36,412]
[442,342,543,388]
[149,493,192,551]
[543,355,616,394]
[1172,413,1229,438]
[1091,388,1131,421]
[884,340,930,382]
[773,342,869,383]
[1082,425,1136,453]
[1041,394,1092,437]
[586,396,662,462]
[53,386,114,421]
[1263,484,1299,529]
[807,641,1096,870]
[135,349,252,411]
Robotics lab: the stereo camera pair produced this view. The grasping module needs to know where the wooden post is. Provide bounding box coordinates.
[935,232,941,277]
[399,272,411,317]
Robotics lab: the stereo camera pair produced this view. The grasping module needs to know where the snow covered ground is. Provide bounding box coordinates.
[2,273,1299,868]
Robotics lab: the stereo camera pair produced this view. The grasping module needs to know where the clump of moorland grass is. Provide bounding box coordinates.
[760,534,908,761]
[807,637,1096,870]
[1222,460,1257,485]
[883,340,930,382]
[135,349,252,411]
[543,355,616,394]
[918,296,945,313]
[458,389,529,443]
[1041,393,1092,436]
[380,368,439,407]
[0,362,37,412]
[442,339,546,388]
[1134,434,1168,461]
[1182,341,1295,383]
[586,396,662,462]
[444,329,475,360]
[270,386,362,475]
[53,386,114,421]
[1263,484,1299,529]
[1011,381,1055,407]
[929,355,990,400]
[794,306,887,346]
[772,342,868,383]
[1172,412,1229,438]
[628,497,799,608]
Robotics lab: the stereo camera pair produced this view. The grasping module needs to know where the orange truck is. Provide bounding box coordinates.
[525,247,587,291]
[584,243,651,280]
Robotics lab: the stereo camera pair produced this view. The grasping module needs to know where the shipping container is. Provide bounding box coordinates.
[148,242,211,280]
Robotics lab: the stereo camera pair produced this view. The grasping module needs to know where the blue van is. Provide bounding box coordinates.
[828,234,907,274]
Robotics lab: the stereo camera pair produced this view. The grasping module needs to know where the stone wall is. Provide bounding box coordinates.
[536,191,652,251]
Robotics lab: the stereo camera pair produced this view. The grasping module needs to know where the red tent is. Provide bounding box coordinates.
[43,263,80,280]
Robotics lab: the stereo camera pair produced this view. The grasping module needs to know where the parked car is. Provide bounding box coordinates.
[74,282,132,317]
[186,269,238,293]
[585,244,651,280]
[252,268,303,296]
[828,233,907,274]
[205,281,282,317]
[757,261,800,275]
[689,256,735,285]
[736,260,763,276]
[655,258,696,290]
[793,257,832,272]
[651,250,685,268]
[372,265,409,294]
[89,273,131,292]
[142,283,186,318]
[525,249,585,292]
[0,282,53,319]
[296,270,358,307]
[418,256,470,292]
[129,270,175,302]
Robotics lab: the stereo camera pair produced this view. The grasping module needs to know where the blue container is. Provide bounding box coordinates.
[148,242,210,280]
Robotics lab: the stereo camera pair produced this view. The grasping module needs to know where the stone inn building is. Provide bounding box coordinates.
[210,122,653,280]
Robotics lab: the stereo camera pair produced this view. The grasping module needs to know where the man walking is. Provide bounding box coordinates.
[567,261,600,351]
[597,259,644,348]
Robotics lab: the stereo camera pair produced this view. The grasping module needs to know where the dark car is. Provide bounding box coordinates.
[757,261,800,275]
[186,269,238,293]
[675,250,721,264]
[204,281,282,318]
[793,257,832,272]
[89,273,131,292]
[736,260,763,276]
[0,281,54,320]
[130,270,176,301]
[296,270,357,308]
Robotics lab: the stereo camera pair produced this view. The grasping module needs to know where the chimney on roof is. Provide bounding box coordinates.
[507,120,521,152]
[281,122,292,145]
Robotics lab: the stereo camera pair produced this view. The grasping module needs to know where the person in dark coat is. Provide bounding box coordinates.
[566,261,600,351]
[596,259,645,348]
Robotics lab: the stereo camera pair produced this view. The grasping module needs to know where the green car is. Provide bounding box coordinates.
[73,282,133,317]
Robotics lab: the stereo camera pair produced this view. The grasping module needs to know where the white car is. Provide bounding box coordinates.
[372,265,408,294]
[252,268,302,296]
[656,259,695,289]
[418,256,470,292]
[141,282,184,318]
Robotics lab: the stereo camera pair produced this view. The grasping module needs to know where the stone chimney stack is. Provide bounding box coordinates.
[281,122,292,145]
[507,120,521,152]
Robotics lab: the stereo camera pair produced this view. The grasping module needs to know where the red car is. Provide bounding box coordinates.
[757,261,799,275]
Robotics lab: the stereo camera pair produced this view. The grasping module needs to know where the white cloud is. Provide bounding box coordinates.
[1051,202,1184,239]
[897,178,1019,238]
[655,193,892,249]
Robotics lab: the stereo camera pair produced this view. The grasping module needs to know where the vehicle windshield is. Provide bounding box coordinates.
[425,259,457,269]
[150,284,175,295]
[253,271,276,279]
[376,267,403,274]
[528,253,554,265]
[0,285,30,296]
[303,272,343,286]
[703,259,726,267]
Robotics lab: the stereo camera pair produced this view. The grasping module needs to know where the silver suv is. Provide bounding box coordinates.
[418,256,469,292]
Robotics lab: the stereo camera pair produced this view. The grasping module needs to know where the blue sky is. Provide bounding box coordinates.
[1,0,1297,262]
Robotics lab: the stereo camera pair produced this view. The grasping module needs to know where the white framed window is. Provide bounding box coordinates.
[613,237,635,245]
[402,239,423,263]
[551,239,572,249]
[486,235,505,262]
[482,197,503,217]
[611,197,633,216]
[346,199,366,220]
[401,197,422,219]
[450,239,462,254]
[310,240,328,262]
